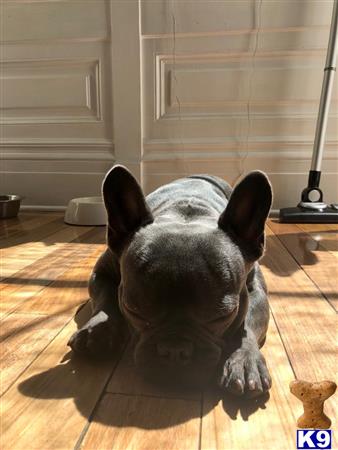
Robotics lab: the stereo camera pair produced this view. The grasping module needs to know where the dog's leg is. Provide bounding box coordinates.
[245,264,270,348]
[68,249,128,357]
[218,264,271,397]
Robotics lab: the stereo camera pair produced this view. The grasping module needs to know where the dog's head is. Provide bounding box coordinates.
[102,165,272,387]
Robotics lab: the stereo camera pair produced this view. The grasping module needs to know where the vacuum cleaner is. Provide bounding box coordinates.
[279,0,338,223]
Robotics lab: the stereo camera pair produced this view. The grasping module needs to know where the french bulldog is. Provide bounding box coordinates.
[68,165,273,397]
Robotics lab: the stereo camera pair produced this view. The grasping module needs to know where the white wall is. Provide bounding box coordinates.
[0,0,337,210]
[0,0,117,208]
[141,0,338,209]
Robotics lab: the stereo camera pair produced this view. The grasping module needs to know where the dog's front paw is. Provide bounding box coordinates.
[67,311,121,357]
[218,348,271,398]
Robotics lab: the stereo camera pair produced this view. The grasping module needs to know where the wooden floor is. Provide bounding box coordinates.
[1,213,337,450]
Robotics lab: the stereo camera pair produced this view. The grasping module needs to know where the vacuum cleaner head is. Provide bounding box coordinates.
[279,171,338,223]
[279,204,338,223]
[279,0,338,225]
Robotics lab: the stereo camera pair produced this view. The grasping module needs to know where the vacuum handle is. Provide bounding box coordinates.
[325,0,338,70]
[311,0,338,172]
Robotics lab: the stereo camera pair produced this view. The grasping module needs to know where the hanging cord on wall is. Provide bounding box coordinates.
[171,1,190,177]
[234,0,263,185]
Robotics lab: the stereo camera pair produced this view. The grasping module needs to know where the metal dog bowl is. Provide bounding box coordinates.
[64,196,107,226]
[0,195,21,219]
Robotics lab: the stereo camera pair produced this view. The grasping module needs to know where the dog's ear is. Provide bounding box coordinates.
[102,165,153,253]
[218,171,272,259]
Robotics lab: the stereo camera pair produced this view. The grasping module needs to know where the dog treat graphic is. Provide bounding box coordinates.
[290,380,337,429]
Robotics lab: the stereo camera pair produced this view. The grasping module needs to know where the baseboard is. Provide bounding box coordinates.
[21,205,67,212]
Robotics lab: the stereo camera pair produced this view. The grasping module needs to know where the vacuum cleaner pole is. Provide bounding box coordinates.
[307,0,338,193]
[279,0,338,223]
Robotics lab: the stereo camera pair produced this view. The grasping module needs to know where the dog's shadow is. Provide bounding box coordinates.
[18,302,270,430]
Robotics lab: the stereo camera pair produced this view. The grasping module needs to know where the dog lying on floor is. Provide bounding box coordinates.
[68,165,272,398]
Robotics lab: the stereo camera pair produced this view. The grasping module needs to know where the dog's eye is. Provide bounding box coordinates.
[125,303,137,312]
[208,315,226,325]
[124,303,148,322]
[124,303,141,316]
[207,306,237,325]
[123,303,154,329]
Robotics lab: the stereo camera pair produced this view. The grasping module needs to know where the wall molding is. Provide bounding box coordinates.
[1,138,114,161]
[143,150,338,162]
[0,58,103,125]
[1,37,110,46]
[1,138,113,148]
[143,25,331,40]
[1,151,115,161]
[156,48,327,64]
[1,0,110,45]
[155,50,336,120]
[158,105,338,121]
[143,139,338,161]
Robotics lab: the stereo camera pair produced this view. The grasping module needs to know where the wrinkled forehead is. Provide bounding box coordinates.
[121,228,245,292]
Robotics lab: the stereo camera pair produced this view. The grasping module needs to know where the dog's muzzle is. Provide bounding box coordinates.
[133,325,223,387]
[156,337,194,366]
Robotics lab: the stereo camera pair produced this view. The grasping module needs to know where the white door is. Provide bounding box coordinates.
[0,0,142,209]
[138,0,338,210]
[1,1,337,209]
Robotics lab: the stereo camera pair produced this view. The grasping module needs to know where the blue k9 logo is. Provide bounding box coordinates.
[297,430,332,449]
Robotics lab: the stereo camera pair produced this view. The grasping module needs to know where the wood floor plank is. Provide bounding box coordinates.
[262,228,336,379]
[0,308,122,450]
[1,213,336,450]
[0,219,72,278]
[320,223,338,232]
[0,213,60,241]
[1,256,40,278]
[0,213,36,230]
[1,220,96,261]
[200,318,298,450]
[80,393,201,450]
[1,223,105,266]
[295,223,338,232]
[0,227,105,318]
[268,221,338,310]
[296,223,338,258]
[261,228,337,433]
[1,222,105,280]
[0,312,66,395]
[0,216,65,249]
[0,212,53,231]
[13,245,104,315]
[106,341,200,401]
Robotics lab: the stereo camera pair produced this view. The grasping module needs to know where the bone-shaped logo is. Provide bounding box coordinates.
[290,380,337,429]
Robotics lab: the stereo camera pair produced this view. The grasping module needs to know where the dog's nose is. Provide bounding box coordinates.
[157,338,194,365]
